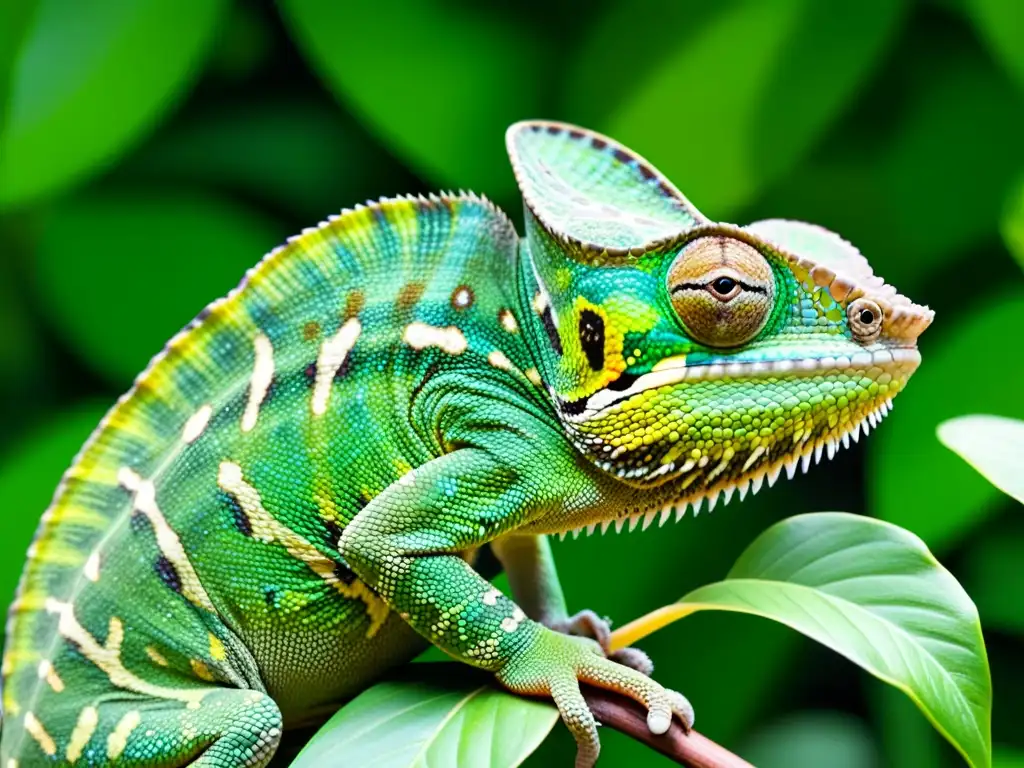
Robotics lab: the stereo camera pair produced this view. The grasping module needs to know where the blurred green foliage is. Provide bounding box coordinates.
[1,1,1022,765]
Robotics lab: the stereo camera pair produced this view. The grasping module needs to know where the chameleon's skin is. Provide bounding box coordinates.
[1,122,932,767]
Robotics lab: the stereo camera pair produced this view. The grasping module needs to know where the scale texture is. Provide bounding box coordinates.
[1,121,933,767]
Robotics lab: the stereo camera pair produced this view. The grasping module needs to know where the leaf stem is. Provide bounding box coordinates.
[582,686,754,768]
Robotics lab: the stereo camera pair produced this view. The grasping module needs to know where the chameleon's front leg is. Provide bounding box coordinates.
[339,447,691,767]
[492,533,656,675]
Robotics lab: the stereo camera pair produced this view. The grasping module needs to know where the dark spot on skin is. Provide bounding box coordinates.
[612,148,633,165]
[345,290,365,320]
[396,282,426,314]
[578,310,605,371]
[264,588,277,607]
[545,125,561,135]
[334,562,357,585]
[541,306,563,356]
[154,556,182,593]
[304,362,317,385]
[302,321,320,341]
[591,137,607,151]
[560,397,587,416]
[334,355,352,381]
[450,284,475,310]
[324,519,344,549]
[221,491,252,536]
[568,129,586,140]
[637,163,657,181]
[606,371,639,392]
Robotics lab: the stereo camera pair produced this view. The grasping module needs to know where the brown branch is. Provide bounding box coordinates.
[582,686,754,768]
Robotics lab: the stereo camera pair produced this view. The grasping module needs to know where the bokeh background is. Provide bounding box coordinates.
[2,1,1023,765]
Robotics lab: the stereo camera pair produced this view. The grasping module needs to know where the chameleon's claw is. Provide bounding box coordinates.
[497,628,694,767]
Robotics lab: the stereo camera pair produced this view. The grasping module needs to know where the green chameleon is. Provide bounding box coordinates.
[1,121,932,767]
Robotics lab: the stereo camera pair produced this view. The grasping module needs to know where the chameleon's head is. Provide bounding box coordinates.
[507,121,933,506]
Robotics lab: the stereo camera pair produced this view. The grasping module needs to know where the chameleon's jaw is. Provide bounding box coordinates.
[548,343,922,538]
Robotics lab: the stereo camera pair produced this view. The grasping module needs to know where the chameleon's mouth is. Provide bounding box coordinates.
[559,346,921,422]
[556,388,897,540]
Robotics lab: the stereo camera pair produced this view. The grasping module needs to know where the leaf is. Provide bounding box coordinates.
[0,404,107,610]
[964,0,1024,91]
[0,0,227,209]
[571,0,906,216]
[869,293,1024,550]
[290,664,558,768]
[938,415,1024,506]
[996,747,1024,768]
[280,0,547,199]
[610,512,992,768]
[33,189,281,384]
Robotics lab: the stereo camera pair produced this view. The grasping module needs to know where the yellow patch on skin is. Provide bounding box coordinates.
[498,308,519,333]
[83,551,100,582]
[241,333,274,432]
[190,659,214,682]
[402,322,468,355]
[23,712,56,756]
[217,461,390,637]
[66,705,99,763]
[487,350,516,373]
[107,710,141,760]
[44,600,206,705]
[525,368,543,386]
[145,646,169,667]
[37,660,64,692]
[182,404,213,443]
[312,318,361,416]
[118,468,215,613]
[209,633,226,662]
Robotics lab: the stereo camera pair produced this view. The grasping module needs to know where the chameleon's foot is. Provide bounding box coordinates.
[545,610,655,675]
[497,628,693,768]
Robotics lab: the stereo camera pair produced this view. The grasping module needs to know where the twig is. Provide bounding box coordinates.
[582,686,754,768]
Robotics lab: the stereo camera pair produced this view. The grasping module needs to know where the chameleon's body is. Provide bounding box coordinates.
[1,122,932,767]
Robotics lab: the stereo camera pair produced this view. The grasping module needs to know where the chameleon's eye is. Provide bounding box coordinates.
[847,297,883,342]
[667,237,775,348]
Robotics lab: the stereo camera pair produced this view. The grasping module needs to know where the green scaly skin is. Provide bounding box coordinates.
[0,121,933,767]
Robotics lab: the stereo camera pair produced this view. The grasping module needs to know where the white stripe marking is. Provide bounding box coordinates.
[241,334,274,432]
[182,404,213,443]
[312,318,361,416]
[403,322,467,355]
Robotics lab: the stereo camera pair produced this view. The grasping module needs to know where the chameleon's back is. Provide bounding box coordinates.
[1,194,532,764]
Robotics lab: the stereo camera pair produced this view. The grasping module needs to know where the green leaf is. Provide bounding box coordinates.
[572,0,906,216]
[33,189,281,384]
[0,404,107,610]
[290,664,558,768]
[996,747,1024,768]
[869,293,1024,550]
[964,0,1024,91]
[0,0,227,209]
[611,513,992,768]
[0,0,37,146]
[1001,177,1024,274]
[280,0,546,199]
[938,415,1024,506]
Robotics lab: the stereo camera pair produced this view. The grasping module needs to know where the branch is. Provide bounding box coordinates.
[582,686,754,768]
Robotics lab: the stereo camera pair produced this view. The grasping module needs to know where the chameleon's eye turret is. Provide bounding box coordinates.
[667,236,775,348]
[847,298,883,343]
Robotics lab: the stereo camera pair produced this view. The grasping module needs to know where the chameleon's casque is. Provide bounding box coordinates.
[0,121,932,767]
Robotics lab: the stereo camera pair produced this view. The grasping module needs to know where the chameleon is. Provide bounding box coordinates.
[0,120,933,767]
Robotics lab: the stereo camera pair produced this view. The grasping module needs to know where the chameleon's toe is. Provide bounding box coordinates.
[545,609,612,652]
[497,628,692,766]
[608,646,654,676]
